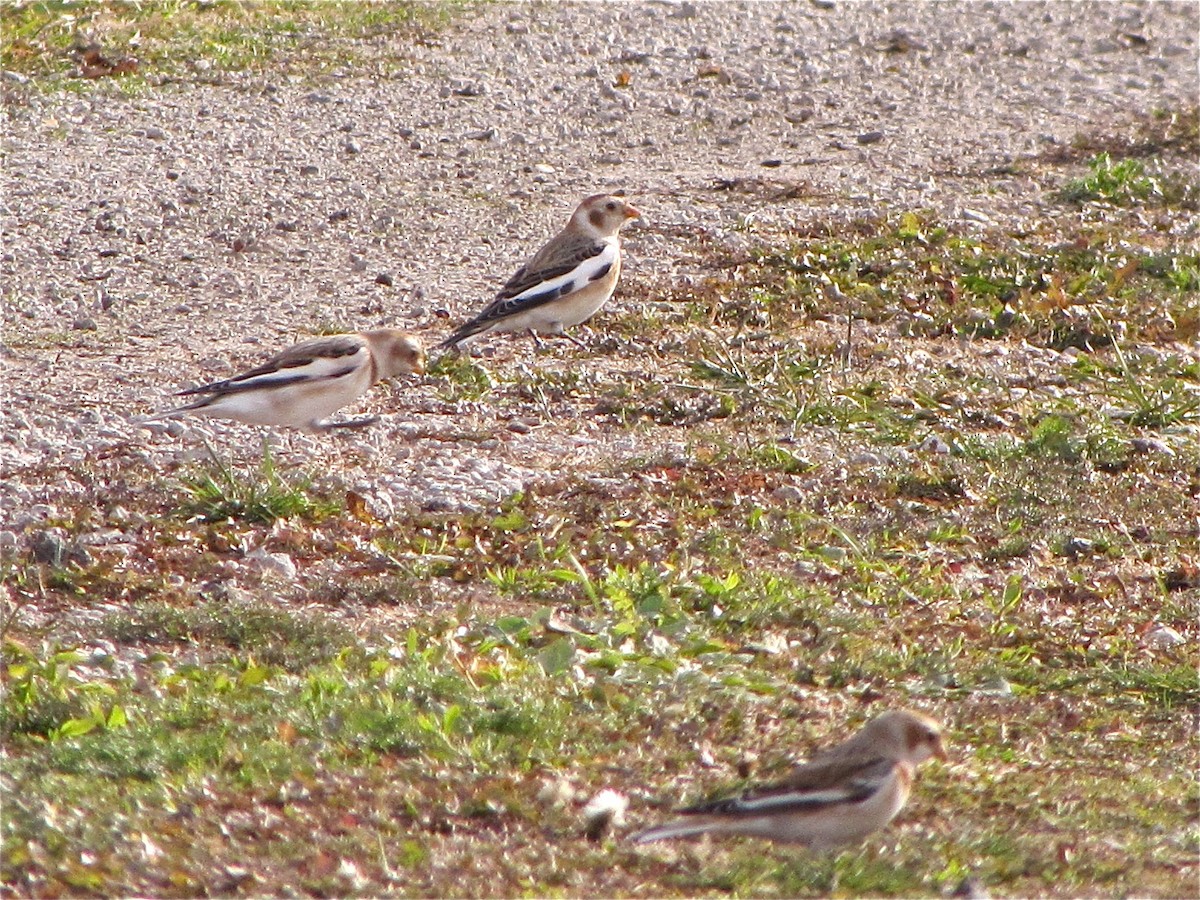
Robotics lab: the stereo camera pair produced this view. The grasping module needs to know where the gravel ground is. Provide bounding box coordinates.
[2,0,1197,533]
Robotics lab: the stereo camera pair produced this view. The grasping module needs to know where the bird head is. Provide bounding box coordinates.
[375,330,426,378]
[573,194,642,238]
[850,709,948,766]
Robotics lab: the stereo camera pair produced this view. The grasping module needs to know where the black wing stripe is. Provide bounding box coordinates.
[178,366,358,398]
[177,340,365,396]
[466,284,562,330]
[497,241,606,300]
[684,781,869,817]
[681,760,891,816]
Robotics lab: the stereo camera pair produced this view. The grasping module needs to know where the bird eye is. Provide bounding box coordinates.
[606,201,616,211]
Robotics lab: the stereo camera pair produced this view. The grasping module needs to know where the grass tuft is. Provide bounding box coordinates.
[1056,152,1199,208]
[179,443,340,525]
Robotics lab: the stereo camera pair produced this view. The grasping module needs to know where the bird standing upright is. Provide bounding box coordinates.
[439,194,641,350]
[150,329,426,432]
[630,709,947,848]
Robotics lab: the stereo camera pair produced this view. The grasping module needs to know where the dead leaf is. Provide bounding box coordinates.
[76,45,139,79]
[1113,258,1140,286]
[696,64,731,84]
[306,850,337,878]
[346,489,375,522]
[877,30,927,53]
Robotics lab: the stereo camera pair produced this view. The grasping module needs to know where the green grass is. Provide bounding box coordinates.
[699,211,1199,347]
[5,582,1195,895]
[1057,152,1197,207]
[1,0,465,80]
[3,56,1199,893]
[429,352,497,403]
[1069,347,1200,429]
[96,600,356,669]
[179,443,340,525]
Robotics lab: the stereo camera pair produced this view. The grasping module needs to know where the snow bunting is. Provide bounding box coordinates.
[439,193,641,350]
[630,709,946,848]
[152,329,425,432]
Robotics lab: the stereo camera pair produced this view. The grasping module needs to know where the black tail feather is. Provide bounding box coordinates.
[437,319,488,350]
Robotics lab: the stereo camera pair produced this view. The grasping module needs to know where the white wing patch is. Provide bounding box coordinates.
[227,345,369,391]
[507,241,618,305]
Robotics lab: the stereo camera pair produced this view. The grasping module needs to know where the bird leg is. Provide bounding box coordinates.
[320,415,381,431]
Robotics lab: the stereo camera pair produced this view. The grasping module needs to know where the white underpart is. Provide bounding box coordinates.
[483,240,621,337]
[634,762,912,849]
[191,345,374,428]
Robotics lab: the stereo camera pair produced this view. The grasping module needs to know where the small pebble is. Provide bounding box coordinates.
[771,484,804,504]
[918,434,952,455]
[246,548,297,581]
[1061,537,1095,559]
[1141,623,1184,650]
[1131,437,1172,456]
[0,530,20,558]
[849,451,883,467]
[30,530,68,566]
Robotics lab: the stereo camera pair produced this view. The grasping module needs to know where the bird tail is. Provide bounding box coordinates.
[629,816,718,844]
[140,395,211,424]
[437,318,489,350]
[135,409,183,428]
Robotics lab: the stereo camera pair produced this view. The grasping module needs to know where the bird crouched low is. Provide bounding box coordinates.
[150,329,426,432]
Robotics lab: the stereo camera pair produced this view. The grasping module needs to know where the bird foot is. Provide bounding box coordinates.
[320,415,380,431]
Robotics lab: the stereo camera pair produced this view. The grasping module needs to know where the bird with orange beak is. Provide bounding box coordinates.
[631,709,948,849]
[440,193,641,350]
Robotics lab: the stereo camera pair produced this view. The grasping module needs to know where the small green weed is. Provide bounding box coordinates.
[1,641,128,741]
[1026,415,1085,463]
[1057,152,1198,207]
[1072,347,1200,429]
[750,442,814,474]
[1058,153,1158,204]
[179,443,338,525]
[429,353,495,402]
